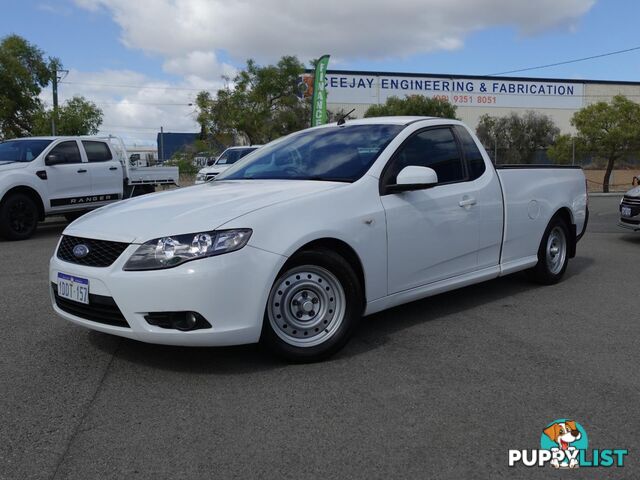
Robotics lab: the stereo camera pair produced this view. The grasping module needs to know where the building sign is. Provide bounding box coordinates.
[325,73,584,109]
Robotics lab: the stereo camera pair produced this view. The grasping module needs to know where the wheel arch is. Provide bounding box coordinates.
[285,237,367,306]
[1,185,46,220]
[551,207,577,258]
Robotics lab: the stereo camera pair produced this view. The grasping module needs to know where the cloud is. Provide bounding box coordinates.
[67,0,595,143]
[37,2,74,15]
[40,69,207,145]
[163,51,236,80]
[75,0,595,62]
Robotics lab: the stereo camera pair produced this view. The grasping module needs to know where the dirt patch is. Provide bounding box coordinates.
[584,169,640,193]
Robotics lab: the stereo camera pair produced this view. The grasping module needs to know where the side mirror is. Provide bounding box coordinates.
[386,166,438,194]
[45,154,65,166]
[206,159,214,166]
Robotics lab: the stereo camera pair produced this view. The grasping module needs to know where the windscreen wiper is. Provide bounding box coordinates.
[305,176,353,183]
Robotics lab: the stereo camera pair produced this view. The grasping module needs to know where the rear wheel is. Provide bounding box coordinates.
[261,250,363,362]
[0,193,38,240]
[527,216,570,285]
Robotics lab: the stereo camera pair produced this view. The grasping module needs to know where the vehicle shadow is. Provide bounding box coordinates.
[340,254,595,359]
[0,219,67,244]
[619,234,640,245]
[88,331,283,374]
[88,255,595,371]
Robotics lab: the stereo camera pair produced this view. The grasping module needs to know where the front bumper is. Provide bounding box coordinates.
[619,195,640,231]
[49,243,287,346]
[619,220,640,232]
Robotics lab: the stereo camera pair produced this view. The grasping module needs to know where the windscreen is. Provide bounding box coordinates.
[217,124,404,182]
[216,149,243,165]
[0,140,53,163]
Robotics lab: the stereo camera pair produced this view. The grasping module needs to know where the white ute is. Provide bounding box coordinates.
[0,136,178,240]
[195,145,261,184]
[49,118,588,361]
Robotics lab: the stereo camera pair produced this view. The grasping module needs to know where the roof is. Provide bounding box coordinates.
[7,136,93,141]
[306,68,640,87]
[7,135,119,141]
[311,116,446,128]
[338,116,435,125]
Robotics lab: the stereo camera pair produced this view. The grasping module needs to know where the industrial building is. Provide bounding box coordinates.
[321,69,640,134]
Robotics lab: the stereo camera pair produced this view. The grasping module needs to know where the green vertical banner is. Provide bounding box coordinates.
[311,55,330,127]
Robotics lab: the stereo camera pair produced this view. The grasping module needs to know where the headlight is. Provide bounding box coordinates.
[196,173,205,181]
[123,229,252,271]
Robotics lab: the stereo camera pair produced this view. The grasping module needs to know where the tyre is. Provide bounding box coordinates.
[64,211,87,223]
[527,216,570,285]
[124,184,156,198]
[0,193,39,241]
[261,249,363,362]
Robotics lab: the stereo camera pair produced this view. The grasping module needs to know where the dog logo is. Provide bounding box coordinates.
[541,420,586,468]
[73,244,90,259]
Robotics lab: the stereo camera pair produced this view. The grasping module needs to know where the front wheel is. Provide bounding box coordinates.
[527,216,570,285]
[261,250,363,362]
[0,193,38,240]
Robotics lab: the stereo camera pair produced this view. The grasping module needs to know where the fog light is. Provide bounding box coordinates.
[175,312,198,331]
[144,311,211,331]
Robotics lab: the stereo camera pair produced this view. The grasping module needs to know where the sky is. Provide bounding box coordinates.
[2,0,640,145]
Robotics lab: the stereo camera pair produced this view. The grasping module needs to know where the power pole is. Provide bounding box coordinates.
[160,126,164,163]
[52,69,58,136]
[51,64,68,136]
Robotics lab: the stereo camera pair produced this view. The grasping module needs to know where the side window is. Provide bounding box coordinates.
[82,141,113,162]
[454,126,486,180]
[387,128,464,184]
[49,141,82,164]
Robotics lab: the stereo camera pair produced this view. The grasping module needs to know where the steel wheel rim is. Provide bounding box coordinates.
[546,226,567,275]
[8,199,35,233]
[267,265,346,348]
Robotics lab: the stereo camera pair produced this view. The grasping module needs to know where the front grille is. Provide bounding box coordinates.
[57,235,129,267]
[622,195,640,206]
[205,173,218,180]
[52,284,129,328]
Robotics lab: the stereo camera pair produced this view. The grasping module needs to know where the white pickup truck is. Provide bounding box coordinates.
[49,117,588,361]
[0,136,178,240]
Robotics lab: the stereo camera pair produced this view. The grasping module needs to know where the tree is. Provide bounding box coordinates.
[547,134,588,166]
[475,111,559,164]
[33,96,103,136]
[196,56,310,145]
[567,95,640,192]
[0,34,55,139]
[364,95,457,119]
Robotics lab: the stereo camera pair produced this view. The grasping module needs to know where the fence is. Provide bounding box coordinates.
[483,145,640,193]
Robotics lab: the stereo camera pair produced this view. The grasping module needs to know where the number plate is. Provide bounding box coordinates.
[622,206,632,217]
[57,273,89,304]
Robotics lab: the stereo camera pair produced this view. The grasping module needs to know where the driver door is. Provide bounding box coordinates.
[45,140,93,211]
[381,127,480,294]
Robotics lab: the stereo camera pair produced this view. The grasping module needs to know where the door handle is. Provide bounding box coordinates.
[459,197,477,208]
[77,169,87,173]
[109,166,118,171]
